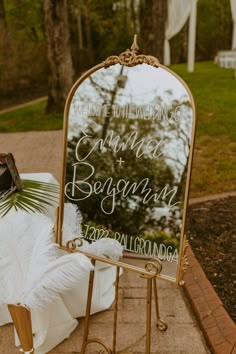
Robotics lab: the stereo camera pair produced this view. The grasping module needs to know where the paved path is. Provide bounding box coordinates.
[0,130,62,182]
[0,131,211,354]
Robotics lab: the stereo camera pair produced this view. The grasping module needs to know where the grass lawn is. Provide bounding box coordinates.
[171,61,236,197]
[0,61,235,197]
[0,100,63,132]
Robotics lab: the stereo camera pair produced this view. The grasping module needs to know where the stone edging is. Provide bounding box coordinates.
[184,247,236,354]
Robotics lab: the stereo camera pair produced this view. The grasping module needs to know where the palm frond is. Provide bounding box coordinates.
[0,179,59,217]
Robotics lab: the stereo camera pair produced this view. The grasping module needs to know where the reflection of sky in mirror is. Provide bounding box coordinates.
[68,63,190,134]
[119,64,188,104]
[68,63,193,183]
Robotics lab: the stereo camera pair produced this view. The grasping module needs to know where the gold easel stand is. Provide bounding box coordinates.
[8,304,34,354]
[72,251,168,354]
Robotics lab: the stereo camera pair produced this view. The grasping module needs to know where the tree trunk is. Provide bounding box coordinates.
[43,0,74,114]
[130,0,138,34]
[0,0,7,30]
[140,0,167,63]
[83,0,94,67]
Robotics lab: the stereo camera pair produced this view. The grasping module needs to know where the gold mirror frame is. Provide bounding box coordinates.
[55,39,196,285]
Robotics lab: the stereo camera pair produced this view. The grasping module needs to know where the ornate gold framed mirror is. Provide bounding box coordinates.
[56,38,196,284]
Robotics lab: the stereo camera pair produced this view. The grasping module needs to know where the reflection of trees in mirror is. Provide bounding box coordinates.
[68,65,193,194]
[65,116,182,250]
[155,99,192,201]
[88,65,126,140]
[65,64,193,259]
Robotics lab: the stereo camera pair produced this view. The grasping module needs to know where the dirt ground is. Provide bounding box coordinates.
[186,196,236,322]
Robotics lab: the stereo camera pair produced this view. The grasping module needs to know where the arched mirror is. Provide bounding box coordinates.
[56,42,196,283]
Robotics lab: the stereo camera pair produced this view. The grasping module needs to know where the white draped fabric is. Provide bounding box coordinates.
[231,0,236,49]
[0,173,121,354]
[164,0,192,66]
[164,0,198,72]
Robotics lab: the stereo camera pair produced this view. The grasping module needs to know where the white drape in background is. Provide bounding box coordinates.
[231,0,236,49]
[187,0,198,72]
[164,0,192,66]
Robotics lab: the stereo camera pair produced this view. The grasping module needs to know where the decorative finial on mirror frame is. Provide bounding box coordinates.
[131,34,139,53]
[103,33,159,68]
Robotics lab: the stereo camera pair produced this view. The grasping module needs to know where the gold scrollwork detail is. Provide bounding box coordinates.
[66,237,83,253]
[104,50,159,68]
[143,258,162,278]
[179,239,189,286]
[103,34,159,68]
[85,337,112,353]
[156,318,168,331]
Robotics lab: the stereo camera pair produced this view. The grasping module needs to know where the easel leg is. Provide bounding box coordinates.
[153,278,167,331]
[112,266,120,354]
[146,278,152,354]
[81,259,96,354]
[8,304,34,354]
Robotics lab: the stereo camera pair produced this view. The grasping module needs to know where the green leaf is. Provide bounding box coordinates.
[0,179,59,217]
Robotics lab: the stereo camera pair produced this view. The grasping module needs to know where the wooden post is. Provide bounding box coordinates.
[8,304,34,353]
